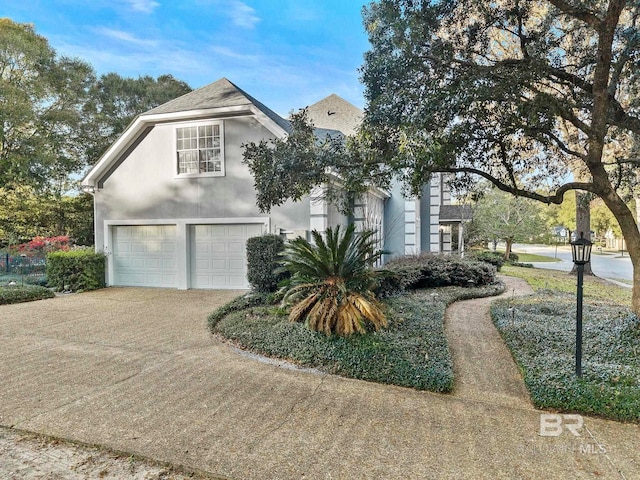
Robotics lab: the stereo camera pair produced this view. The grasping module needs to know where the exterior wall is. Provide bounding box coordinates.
[94,116,311,254]
[382,180,408,261]
[419,184,431,253]
[93,115,311,288]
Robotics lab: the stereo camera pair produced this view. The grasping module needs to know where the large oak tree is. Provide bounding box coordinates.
[360,0,640,314]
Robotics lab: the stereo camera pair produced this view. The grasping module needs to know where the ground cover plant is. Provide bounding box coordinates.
[492,291,640,423]
[209,282,504,392]
[502,265,632,306]
[0,284,54,305]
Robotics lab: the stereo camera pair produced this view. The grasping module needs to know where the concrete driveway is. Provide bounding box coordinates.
[1,286,639,479]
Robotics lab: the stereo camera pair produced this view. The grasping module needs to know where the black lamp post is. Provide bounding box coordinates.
[570,231,592,377]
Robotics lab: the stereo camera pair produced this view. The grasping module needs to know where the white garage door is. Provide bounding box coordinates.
[112,225,177,287]
[190,224,263,289]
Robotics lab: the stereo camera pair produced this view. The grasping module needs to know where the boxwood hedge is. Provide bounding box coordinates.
[47,248,106,292]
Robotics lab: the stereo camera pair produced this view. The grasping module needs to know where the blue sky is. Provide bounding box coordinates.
[3,0,371,115]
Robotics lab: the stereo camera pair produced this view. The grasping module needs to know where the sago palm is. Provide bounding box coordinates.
[280,224,387,336]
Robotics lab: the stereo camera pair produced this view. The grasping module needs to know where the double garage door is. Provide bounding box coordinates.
[112,224,263,289]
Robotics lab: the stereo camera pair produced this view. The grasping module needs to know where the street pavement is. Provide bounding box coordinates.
[513,244,633,284]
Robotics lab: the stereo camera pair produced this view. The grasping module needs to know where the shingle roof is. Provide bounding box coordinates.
[145,77,291,133]
[305,94,362,136]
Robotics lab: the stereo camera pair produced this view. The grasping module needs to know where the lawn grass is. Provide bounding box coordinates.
[209,283,505,392]
[501,264,632,306]
[492,291,640,423]
[511,252,560,262]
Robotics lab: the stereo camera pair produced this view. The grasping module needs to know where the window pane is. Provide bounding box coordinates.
[178,151,198,174]
[177,123,223,175]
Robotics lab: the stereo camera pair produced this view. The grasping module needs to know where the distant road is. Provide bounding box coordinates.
[512,243,633,285]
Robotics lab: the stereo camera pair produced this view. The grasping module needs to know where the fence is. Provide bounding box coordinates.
[0,252,47,282]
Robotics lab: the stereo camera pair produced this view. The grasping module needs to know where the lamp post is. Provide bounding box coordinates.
[570,232,592,377]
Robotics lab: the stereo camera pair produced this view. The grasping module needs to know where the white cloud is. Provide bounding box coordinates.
[229,1,260,29]
[126,0,160,13]
[94,27,159,47]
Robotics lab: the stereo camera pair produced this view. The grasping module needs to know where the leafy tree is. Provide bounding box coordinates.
[85,73,192,164]
[0,19,95,191]
[472,189,544,259]
[592,198,623,240]
[0,184,52,245]
[280,225,387,336]
[0,185,94,247]
[357,0,640,315]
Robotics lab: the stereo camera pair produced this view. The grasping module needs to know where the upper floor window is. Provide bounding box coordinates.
[176,122,224,176]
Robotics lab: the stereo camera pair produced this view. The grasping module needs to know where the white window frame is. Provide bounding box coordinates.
[175,119,225,178]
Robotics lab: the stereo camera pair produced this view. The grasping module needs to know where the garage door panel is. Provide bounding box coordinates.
[113,225,177,288]
[190,224,262,289]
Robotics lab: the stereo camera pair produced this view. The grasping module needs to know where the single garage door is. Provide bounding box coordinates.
[112,225,177,287]
[190,224,263,289]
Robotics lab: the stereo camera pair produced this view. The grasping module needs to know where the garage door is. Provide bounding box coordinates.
[112,225,177,287]
[190,224,263,289]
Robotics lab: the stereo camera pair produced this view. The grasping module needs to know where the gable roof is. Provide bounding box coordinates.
[305,94,362,136]
[82,78,292,188]
[146,77,291,133]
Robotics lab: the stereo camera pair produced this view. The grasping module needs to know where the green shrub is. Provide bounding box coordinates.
[246,234,287,292]
[0,285,55,304]
[46,248,106,292]
[376,253,497,297]
[469,250,505,271]
[508,252,519,262]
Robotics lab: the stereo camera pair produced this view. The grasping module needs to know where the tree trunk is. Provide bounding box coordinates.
[504,238,513,261]
[570,191,594,276]
[591,165,640,317]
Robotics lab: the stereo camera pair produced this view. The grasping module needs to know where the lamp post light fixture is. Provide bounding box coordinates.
[570,231,592,377]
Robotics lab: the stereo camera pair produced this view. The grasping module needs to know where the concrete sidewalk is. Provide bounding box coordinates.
[0,282,638,479]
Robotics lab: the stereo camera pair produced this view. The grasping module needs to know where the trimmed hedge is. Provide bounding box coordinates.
[46,248,106,292]
[469,251,505,271]
[0,285,55,304]
[246,234,287,292]
[375,253,497,297]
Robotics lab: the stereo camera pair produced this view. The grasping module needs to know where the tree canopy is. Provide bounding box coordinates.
[0,18,95,192]
[472,188,544,258]
[0,19,191,246]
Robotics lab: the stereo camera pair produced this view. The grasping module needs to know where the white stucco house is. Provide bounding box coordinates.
[82,78,455,290]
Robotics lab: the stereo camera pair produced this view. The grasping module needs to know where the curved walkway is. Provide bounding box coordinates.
[0,283,638,479]
[446,276,533,409]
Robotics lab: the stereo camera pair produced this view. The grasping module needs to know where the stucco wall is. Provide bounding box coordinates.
[94,116,310,251]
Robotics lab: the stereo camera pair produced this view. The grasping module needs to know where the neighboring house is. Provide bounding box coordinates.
[82,78,456,290]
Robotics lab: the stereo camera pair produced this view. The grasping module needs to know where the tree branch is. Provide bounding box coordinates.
[546,0,602,28]
[437,166,595,204]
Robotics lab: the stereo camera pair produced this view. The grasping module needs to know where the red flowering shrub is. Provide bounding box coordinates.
[12,236,71,257]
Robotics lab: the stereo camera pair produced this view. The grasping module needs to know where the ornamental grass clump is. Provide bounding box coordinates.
[280,225,386,336]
